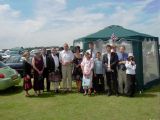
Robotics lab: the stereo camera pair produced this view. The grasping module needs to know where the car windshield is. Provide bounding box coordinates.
[10,51,19,55]
[5,51,19,55]
[5,56,21,63]
[0,53,6,56]
[0,61,7,68]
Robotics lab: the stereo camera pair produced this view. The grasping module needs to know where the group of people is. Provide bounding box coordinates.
[22,42,136,97]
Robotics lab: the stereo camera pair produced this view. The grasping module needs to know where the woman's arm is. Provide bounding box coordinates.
[94,60,96,73]
[125,61,136,70]
[23,61,27,77]
[81,58,85,72]
[90,59,94,70]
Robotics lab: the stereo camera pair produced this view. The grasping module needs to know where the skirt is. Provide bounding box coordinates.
[49,72,61,82]
[23,77,32,91]
[33,73,44,91]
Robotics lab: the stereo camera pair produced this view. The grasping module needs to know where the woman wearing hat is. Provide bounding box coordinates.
[125,53,136,97]
[22,51,32,97]
[32,49,44,96]
[81,52,94,96]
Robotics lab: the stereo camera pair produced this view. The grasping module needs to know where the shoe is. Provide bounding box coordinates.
[47,90,51,92]
[54,90,59,93]
[63,90,67,93]
[39,91,43,95]
[107,92,112,96]
[25,94,30,97]
[94,90,97,95]
[88,90,91,96]
[56,90,59,93]
[116,93,119,97]
[34,93,38,96]
[83,93,87,96]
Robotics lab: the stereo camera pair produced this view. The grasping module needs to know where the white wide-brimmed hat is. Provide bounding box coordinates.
[128,53,134,57]
[33,49,41,54]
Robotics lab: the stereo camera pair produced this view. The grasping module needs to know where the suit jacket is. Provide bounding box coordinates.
[102,52,118,71]
[47,54,60,73]
[56,53,62,72]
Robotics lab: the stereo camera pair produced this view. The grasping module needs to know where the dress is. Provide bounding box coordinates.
[73,55,83,81]
[23,60,32,91]
[81,58,94,89]
[33,57,44,91]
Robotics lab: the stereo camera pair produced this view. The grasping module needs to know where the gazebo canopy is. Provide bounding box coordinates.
[74,25,157,42]
[73,25,160,91]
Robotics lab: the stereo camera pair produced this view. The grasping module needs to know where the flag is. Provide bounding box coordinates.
[111,33,118,42]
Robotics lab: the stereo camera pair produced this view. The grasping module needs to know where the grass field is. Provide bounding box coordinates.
[0,81,160,120]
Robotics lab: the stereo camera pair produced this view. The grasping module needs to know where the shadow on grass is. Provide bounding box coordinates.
[28,89,80,98]
[0,85,23,96]
[28,92,55,98]
[135,93,157,98]
[144,84,160,93]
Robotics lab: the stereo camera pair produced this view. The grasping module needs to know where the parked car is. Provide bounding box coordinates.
[0,50,4,53]
[4,55,24,77]
[0,55,2,61]
[5,50,20,56]
[0,53,10,60]
[0,61,21,90]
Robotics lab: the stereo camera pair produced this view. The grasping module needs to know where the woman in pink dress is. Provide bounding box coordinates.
[81,52,94,96]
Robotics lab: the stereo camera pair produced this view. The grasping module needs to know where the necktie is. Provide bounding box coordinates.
[90,49,93,58]
[122,53,125,61]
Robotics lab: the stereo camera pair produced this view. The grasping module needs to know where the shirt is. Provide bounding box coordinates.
[86,49,96,59]
[59,50,74,63]
[125,61,136,75]
[94,58,104,74]
[42,55,47,68]
[117,52,128,61]
[107,53,111,66]
[51,54,59,70]
[117,52,128,70]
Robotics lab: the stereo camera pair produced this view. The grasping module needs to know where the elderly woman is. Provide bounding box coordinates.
[81,52,94,96]
[23,51,32,97]
[32,49,44,96]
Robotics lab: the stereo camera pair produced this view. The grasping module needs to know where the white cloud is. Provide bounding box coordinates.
[0,4,20,18]
[0,0,159,49]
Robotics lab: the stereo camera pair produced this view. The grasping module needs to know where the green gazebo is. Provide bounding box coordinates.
[73,25,160,90]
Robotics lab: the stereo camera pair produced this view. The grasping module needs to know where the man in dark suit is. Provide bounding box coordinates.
[41,48,50,92]
[103,45,119,96]
[47,48,61,93]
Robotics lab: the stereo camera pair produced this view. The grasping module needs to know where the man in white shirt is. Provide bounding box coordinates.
[59,43,74,92]
[41,48,50,92]
[103,45,119,96]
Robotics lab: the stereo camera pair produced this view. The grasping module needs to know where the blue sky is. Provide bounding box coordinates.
[0,0,159,49]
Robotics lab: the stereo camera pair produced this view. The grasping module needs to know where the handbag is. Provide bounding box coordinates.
[38,75,43,81]
[82,77,91,87]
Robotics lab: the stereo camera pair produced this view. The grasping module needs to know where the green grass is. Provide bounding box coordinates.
[0,81,160,120]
